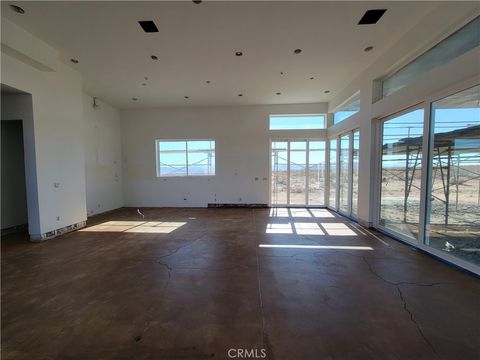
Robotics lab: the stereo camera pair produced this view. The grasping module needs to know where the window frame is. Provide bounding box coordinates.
[268,114,326,130]
[378,15,480,99]
[155,139,216,178]
[372,76,480,275]
[333,92,360,124]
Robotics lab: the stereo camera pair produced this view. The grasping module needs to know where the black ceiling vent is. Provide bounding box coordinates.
[138,20,159,33]
[358,9,387,25]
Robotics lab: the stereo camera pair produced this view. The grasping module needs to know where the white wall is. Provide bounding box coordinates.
[1,19,87,239]
[121,103,327,207]
[327,5,480,227]
[83,94,123,215]
[1,119,28,229]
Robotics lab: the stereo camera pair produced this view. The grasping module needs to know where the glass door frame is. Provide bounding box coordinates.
[327,129,359,218]
[373,77,480,275]
[270,139,326,207]
[373,103,425,246]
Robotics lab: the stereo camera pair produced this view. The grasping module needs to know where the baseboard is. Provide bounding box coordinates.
[208,203,269,208]
[30,220,86,242]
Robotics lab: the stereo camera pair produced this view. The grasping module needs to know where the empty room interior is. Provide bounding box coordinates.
[1,1,480,359]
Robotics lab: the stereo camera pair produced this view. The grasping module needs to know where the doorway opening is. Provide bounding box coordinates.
[1,120,28,236]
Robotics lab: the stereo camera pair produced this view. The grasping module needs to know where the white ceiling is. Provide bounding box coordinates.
[1,1,443,109]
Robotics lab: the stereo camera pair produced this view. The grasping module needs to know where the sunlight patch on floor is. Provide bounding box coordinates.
[320,223,357,236]
[259,244,373,250]
[80,221,186,233]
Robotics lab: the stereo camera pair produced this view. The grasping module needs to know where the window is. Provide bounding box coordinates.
[269,114,325,130]
[379,108,424,240]
[426,85,480,266]
[333,94,360,124]
[351,130,360,218]
[156,140,215,177]
[338,134,351,213]
[328,139,337,209]
[382,16,480,98]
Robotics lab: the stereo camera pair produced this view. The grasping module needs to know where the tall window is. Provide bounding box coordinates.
[269,114,325,130]
[379,109,424,239]
[426,85,480,265]
[351,130,360,218]
[329,139,337,209]
[338,134,351,213]
[156,140,215,177]
[308,141,326,205]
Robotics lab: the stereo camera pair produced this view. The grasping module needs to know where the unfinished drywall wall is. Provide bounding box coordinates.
[1,120,28,229]
[1,19,87,239]
[83,94,123,215]
[122,103,327,207]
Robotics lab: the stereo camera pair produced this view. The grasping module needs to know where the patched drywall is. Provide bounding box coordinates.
[83,94,123,215]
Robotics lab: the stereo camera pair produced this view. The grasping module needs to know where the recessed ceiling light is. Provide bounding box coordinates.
[358,9,387,25]
[364,46,374,52]
[70,58,79,64]
[276,92,282,95]
[294,49,302,54]
[238,94,243,97]
[324,90,330,94]
[138,20,159,33]
[132,97,138,101]
[193,0,202,3]
[151,55,158,60]
[10,5,25,14]
[184,96,189,99]
[235,51,243,57]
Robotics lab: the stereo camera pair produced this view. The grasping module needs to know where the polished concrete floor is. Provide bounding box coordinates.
[2,207,479,360]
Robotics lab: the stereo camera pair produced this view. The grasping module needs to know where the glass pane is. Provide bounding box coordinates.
[158,141,187,176]
[379,109,424,239]
[383,16,480,97]
[271,141,288,204]
[308,141,326,205]
[351,130,360,218]
[329,139,337,208]
[269,115,325,130]
[426,85,480,266]
[338,134,351,213]
[334,95,360,124]
[187,141,215,176]
[289,141,307,205]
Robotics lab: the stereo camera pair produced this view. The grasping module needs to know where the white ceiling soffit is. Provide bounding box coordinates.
[1,1,446,109]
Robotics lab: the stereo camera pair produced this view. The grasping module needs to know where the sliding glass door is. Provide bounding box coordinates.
[425,85,480,266]
[375,83,479,273]
[378,108,424,241]
[271,140,325,206]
